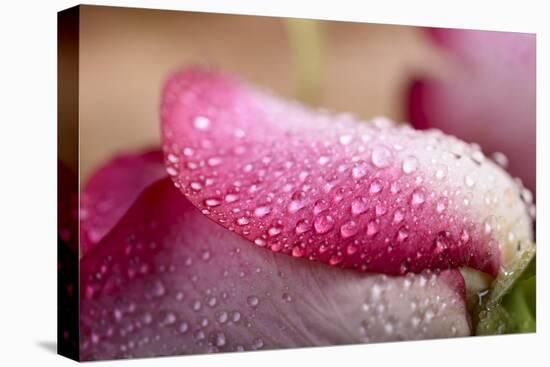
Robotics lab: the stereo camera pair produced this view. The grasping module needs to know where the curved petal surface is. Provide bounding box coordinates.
[160,68,533,277]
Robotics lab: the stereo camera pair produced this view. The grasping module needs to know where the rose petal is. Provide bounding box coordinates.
[408,29,536,193]
[80,178,470,360]
[80,149,166,255]
[160,67,533,277]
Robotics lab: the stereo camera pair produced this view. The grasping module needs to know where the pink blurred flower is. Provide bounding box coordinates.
[408,28,536,193]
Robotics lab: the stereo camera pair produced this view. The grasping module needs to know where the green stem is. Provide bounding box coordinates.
[284,18,323,104]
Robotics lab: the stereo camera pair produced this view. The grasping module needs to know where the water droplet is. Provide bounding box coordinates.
[167,153,179,164]
[339,134,353,145]
[351,197,369,215]
[151,280,165,297]
[492,152,509,168]
[371,146,393,168]
[231,311,241,322]
[435,167,446,180]
[190,182,202,191]
[436,198,447,213]
[367,221,378,237]
[282,293,292,302]
[402,156,418,174]
[193,115,210,130]
[313,199,329,215]
[464,175,475,187]
[254,206,271,218]
[217,311,228,323]
[163,312,176,325]
[340,220,358,238]
[268,227,282,237]
[215,332,226,347]
[205,198,221,207]
[201,250,211,261]
[318,156,330,165]
[178,321,188,334]
[295,219,311,234]
[252,338,264,350]
[314,214,335,234]
[166,166,178,176]
[254,238,266,247]
[369,179,383,194]
[396,227,409,242]
[288,191,307,213]
[393,209,405,224]
[471,150,485,164]
[352,161,369,179]
[237,217,250,226]
[225,194,239,203]
[182,147,194,157]
[411,189,426,206]
[292,246,304,257]
[346,244,358,255]
[247,295,259,308]
[207,157,223,167]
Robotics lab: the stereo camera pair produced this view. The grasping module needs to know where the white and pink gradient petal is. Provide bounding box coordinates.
[161,67,533,278]
[80,178,470,360]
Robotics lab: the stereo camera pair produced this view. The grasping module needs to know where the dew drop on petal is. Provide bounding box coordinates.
[371,146,393,168]
[340,220,359,238]
[193,115,210,130]
[314,214,335,234]
[402,156,418,174]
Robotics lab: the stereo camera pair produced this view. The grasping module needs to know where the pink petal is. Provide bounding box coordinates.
[408,29,536,193]
[80,178,470,360]
[160,67,533,277]
[80,149,166,255]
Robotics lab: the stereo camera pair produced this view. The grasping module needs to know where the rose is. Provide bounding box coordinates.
[72,67,534,361]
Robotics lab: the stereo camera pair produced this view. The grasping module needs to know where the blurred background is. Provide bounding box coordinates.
[78,5,450,181]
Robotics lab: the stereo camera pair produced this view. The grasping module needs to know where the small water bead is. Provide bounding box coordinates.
[369,179,383,195]
[247,296,260,308]
[351,197,369,216]
[396,228,409,242]
[231,311,241,323]
[411,189,426,206]
[252,338,264,350]
[340,220,359,238]
[339,134,353,145]
[204,198,222,207]
[151,280,166,297]
[288,191,307,213]
[520,188,533,204]
[192,300,202,311]
[366,221,379,237]
[346,244,358,255]
[254,206,271,218]
[371,146,393,168]
[292,246,304,257]
[207,157,223,167]
[313,199,329,215]
[268,227,282,237]
[215,333,226,347]
[225,194,239,203]
[352,161,369,179]
[318,156,330,165]
[193,115,211,130]
[402,156,418,174]
[295,219,311,234]
[282,293,292,302]
[329,254,343,265]
[254,238,266,247]
[492,152,509,168]
[182,147,194,157]
[166,166,178,176]
[167,153,179,164]
[464,175,475,188]
[436,198,447,213]
[375,203,388,216]
[216,311,228,324]
[163,312,177,325]
[314,214,335,234]
[435,168,446,180]
[201,250,211,261]
[393,209,405,224]
[190,182,202,191]
[471,150,485,164]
